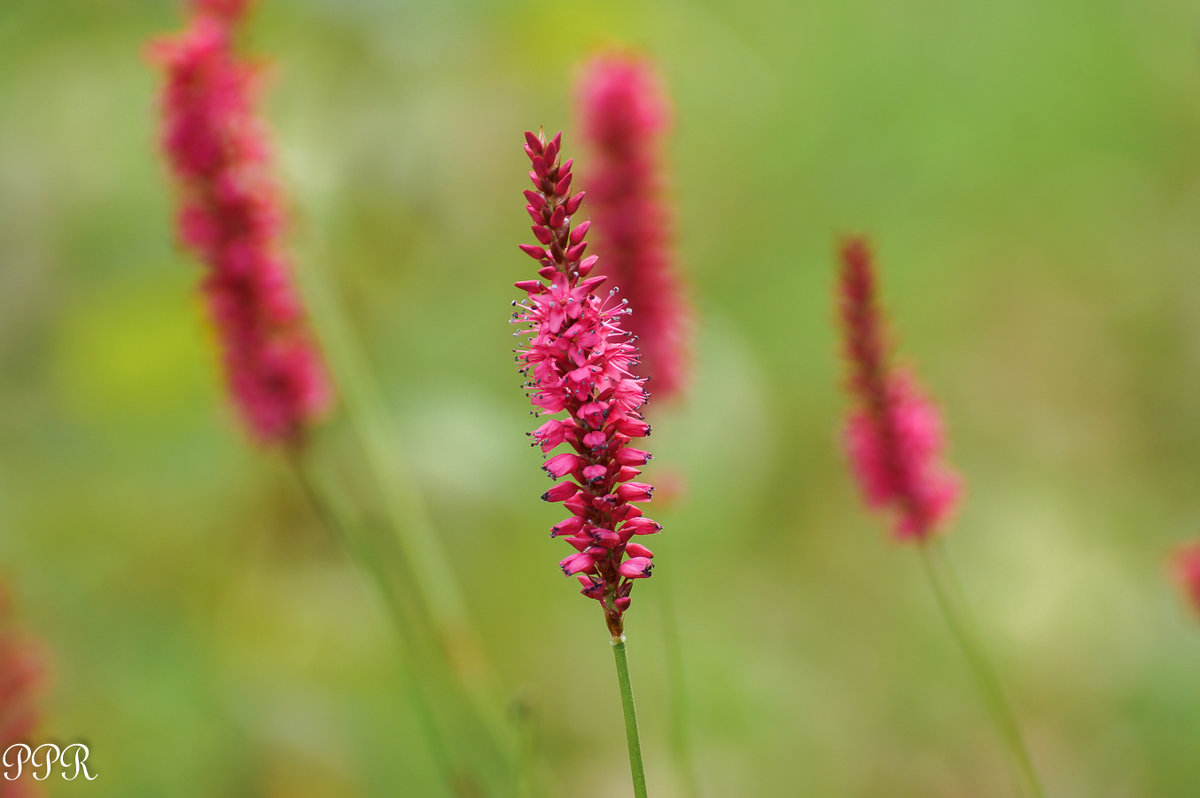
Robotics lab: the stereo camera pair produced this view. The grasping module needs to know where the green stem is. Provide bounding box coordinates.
[294,240,512,762]
[286,448,470,797]
[611,634,649,798]
[918,540,1045,798]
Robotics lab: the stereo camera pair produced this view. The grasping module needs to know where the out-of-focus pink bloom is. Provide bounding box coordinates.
[0,587,45,798]
[513,130,662,637]
[150,1,331,445]
[576,53,688,403]
[837,237,961,541]
[1171,541,1200,616]
[191,0,248,18]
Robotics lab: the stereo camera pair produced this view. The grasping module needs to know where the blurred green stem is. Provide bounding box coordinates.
[612,634,649,798]
[658,570,700,797]
[295,240,513,765]
[918,539,1045,798]
[286,447,470,798]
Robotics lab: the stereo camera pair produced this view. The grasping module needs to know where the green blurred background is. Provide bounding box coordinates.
[3,0,1200,795]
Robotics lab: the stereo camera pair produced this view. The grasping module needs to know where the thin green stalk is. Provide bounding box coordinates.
[611,634,649,798]
[286,448,469,798]
[294,240,512,761]
[918,540,1045,798]
[302,257,474,641]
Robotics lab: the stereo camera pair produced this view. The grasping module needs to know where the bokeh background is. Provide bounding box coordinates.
[3,0,1200,795]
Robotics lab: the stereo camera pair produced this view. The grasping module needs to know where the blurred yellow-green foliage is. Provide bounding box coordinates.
[2,0,1200,795]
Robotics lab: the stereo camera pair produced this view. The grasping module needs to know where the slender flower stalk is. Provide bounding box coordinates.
[836,237,1044,798]
[1170,540,1200,615]
[0,586,45,798]
[292,245,515,775]
[513,130,659,795]
[285,451,481,798]
[612,637,648,798]
[150,0,330,445]
[577,53,688,403]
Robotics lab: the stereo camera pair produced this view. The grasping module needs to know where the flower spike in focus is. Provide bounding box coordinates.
[513,130,661,638]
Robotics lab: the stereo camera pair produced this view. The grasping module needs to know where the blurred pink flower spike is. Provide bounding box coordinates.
[513,130,661,638]
[0,586,45,797]
[190,0,249,18]
[838,237,961,541]
[1171,541,1200,616]
[577,52,689,404]
[149,0,331,446]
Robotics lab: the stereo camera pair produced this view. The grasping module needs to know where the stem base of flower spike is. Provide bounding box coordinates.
[611,634,649,798]
[918,540,1046,798]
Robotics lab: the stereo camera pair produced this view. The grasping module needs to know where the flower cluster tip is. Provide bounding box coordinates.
[838,236,961,541]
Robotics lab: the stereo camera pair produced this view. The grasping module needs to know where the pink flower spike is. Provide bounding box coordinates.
[191,0,250,20]
[836,236,961,541]
[1171,541,1200,616]
[513,131,662,638]
[0,583,46,792]
[149,1,331,446]
[577,51,689,403]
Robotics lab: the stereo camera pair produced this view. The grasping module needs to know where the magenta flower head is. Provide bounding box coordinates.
[149,0,331,446]
[576,52,689,404]
[513,130,662,638]
[1171,541,1200,616]
[837,237,961,541]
